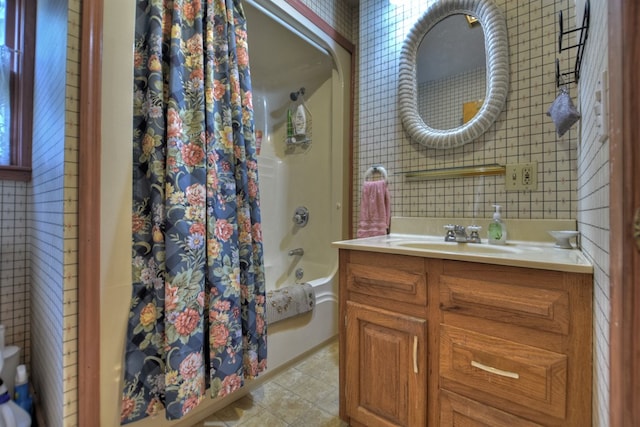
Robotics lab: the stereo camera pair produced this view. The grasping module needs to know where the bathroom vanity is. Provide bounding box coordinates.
[335,233,593,427]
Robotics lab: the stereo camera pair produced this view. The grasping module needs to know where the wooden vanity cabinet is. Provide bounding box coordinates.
[339,249,593,427]
[339,250,430,427]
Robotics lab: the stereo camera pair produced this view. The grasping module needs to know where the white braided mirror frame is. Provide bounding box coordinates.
[398,0,509,149]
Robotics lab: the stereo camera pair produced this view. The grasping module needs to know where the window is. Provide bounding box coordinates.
[0,0,34,181]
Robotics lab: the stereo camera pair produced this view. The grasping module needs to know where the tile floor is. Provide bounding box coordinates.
[191,338,348,427]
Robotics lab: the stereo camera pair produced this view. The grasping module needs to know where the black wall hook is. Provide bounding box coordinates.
[556,0,590,87]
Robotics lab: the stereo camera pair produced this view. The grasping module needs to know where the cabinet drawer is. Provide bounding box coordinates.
[347,253,427,306]
[439,275,569,335]
[440,324,567,420]
[440,390,544,427]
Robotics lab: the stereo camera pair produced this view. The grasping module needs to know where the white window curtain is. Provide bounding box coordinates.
[0,45,10,165]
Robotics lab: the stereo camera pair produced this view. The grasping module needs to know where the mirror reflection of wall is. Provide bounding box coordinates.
[416,14,486,130]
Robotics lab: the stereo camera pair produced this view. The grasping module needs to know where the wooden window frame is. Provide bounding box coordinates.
[0,0,35,181]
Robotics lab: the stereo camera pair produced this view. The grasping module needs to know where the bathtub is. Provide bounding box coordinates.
[245,0,350,372]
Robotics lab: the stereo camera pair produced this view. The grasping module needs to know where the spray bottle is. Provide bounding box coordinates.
[0,379,31,427]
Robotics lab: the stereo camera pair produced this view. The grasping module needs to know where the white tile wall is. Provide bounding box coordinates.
[296,0,355,44]
[29,0,80,425]
[0,180,30,362]
[355,0,579,224]
[30,0,67,421]
[574,0,609,425]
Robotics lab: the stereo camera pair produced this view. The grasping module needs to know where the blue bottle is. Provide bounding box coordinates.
[13,365,32,416]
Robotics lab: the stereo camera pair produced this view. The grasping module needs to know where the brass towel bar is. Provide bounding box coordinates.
[403,164,506,182]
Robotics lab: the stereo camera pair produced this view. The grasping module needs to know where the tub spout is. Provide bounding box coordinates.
[288,248,304,256]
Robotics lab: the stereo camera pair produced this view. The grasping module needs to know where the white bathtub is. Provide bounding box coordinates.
[246,0,349,372]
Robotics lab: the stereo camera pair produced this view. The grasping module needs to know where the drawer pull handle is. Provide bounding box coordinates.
[413,336,418,374]
[471,360,519,379]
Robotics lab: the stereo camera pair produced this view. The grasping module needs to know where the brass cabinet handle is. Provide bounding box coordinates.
[413,336,418,374]
[471,360,519,379]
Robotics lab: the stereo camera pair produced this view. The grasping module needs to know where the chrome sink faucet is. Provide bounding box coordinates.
[444,224,482,243]
[454,225,469,243]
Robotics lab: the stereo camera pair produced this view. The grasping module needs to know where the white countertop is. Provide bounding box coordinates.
[333,233,593,274]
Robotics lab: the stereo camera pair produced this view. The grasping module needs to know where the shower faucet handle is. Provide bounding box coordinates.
[293,206,309,227]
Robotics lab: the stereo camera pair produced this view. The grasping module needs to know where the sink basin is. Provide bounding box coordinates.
[395,241,521,254]
[333,232,593,274]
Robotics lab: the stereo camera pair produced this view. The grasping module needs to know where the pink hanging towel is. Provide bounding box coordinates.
[357,180,391,238]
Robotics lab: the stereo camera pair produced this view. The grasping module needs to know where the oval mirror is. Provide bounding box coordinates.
[417,14,486,129]
[398,0,509,149]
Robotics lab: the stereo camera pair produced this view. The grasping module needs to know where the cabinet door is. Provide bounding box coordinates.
[345,301,427,427]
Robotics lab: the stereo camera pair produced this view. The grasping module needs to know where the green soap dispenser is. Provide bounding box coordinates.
[488,204,507,245]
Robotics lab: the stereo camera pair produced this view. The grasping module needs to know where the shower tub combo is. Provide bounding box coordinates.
[246,0,350,371]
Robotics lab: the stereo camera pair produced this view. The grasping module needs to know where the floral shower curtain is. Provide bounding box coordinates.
[121,0,267,423]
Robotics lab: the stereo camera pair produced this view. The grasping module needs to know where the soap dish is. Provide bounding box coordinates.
[548,230,580,249]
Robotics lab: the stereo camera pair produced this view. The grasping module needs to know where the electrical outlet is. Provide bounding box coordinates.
[521,162,537,190]
[505,162,537,191]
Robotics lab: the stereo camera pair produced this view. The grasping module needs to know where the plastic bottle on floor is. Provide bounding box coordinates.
[13,366,31,416]
[0,379,31,427]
